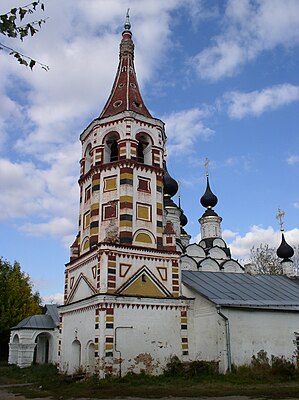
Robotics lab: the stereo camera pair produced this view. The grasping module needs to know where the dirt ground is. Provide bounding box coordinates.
[1,391,299,400]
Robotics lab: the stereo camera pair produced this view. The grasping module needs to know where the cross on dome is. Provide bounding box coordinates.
[205,157,209,177]
[276,207,285,231]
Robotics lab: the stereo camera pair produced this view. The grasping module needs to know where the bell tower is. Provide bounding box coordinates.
[65,13,182,303]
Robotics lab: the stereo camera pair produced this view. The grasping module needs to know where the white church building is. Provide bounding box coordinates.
[9,15,299,376]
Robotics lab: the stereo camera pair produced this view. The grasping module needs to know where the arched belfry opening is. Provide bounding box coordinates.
[137,141,144,163]
[84,143,92,174]
[110,140,118,162]
[103,131,120,163]
[136,132,153,165]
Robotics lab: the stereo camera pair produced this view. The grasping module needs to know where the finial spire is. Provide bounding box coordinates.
[276,207,285,231]
[124,8,131,31]
[178,181,181,208]
[205,157,209,177]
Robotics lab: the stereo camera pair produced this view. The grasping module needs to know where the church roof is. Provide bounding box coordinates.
[11,304,59,330]
[100,13,152,119]
[182,271,299,311]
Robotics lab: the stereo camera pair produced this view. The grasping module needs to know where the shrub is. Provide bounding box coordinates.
[271,355,297,380]
[163,356,184,377]
[163,356,218,378]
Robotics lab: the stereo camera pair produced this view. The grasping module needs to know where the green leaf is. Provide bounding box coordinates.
[29,24,37,36]
[19,8,27,21]
[29,59,36,70]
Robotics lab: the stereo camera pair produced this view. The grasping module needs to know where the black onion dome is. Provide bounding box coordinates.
[276,233,294,261]
[180,210,188,227]
[200,177,218,209]
[164,165,178,198]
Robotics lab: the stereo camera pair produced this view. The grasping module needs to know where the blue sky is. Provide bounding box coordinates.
[0,0,298,303]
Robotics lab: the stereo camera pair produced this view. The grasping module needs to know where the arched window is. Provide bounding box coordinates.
[103,132,120,163]
[137,141,144,163]
[84,143,92,174]
[110,140,118,162]
[71,339,81,373]
[136,132,153,165]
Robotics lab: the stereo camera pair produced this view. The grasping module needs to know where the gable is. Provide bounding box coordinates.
[67,274,96,303]
[117,267,171,297]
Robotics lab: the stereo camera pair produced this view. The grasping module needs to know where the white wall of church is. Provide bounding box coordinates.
[59,307,96,374]
[113,305,182,375]
[59,297,189,377]
[225,308,299,366]
[183,286,299,372]
[183,287,225,370]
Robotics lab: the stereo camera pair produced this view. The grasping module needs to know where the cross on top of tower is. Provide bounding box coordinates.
[124,8,131,31]
[205,157,209,177]
[276,207,285,231]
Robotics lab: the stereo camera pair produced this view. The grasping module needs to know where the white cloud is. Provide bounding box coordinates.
[222,229,238,240]
[294,202,299,209]
[224,155,254,171]
[287,155,299,165]
[20,217,74,238]
[163,108,214,155]
[1,0,208,246]
[224,84,299,119]
[226,225,299,261]
[42,293,64,305]
[192,0,299,80]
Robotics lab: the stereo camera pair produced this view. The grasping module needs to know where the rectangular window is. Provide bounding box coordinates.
[85,185,91,202]
[104,176,117,192]
[83,211,90,229]
[137,177,151,192]
[137,203,151,221]
[103,202,117,220]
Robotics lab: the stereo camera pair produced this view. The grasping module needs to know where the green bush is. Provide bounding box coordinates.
[271,355,297,380]
[163,355,218,378]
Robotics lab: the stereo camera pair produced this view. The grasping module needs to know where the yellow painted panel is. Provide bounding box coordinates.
[95,316,99,322]
[181,317,188,324]
[182,343,189,349]
[106,316,114,322]
[137,204,150,220]
[105,343,114,350]
[120,220,132,227]
[172,268,179,273]
[108,261,116,267]
[83,240,89,251]
[135,233,152,244]
[84,212,90,228]
[95,344,99,350]
[104,176,117,191]
[156,202,162,209]
[122,275,166,297]
[120,195,133,203]
[90,227,98,235]
[120,173,133,179]
[92,179,100,186]
[157,227,163,234]
[91,203,99,211]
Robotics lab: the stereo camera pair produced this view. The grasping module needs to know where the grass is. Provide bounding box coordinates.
[1,359,299,399]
